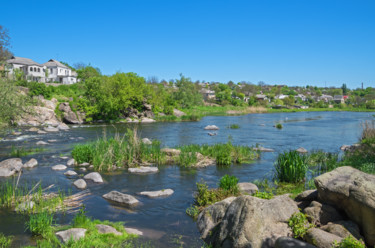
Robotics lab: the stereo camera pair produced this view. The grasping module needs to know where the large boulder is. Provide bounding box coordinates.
[314,166,375,246]
[305,228,342,248]
[320,221,363,240]
[83,172,103,183]
[0,158,23,177]
[56,228,87,243]
[102,191,139,207]
[173,109,186,117]
[237,182,259,195]
[51,164,67,171]
[303,201,344,226]
[73,179,87,189]
[139,189,174,198]
[59,102,85,124]
[17,98,61,126]
[201,195,299,248]
[96,224,122,235]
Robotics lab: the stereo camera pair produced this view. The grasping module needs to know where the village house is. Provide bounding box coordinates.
[200,89,216,100]
[6,56,46,82]
[255,94,267,101]
[294,94,307,101]
[318,94,334,102]
[333,95,345,104]
[43,59,77,84]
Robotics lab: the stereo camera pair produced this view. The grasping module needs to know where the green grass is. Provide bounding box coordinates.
[275,123,283,129]
[268,107,374,113]
[219,175,239,194]
[288,212,314,239]
[332,235,366,248]
[25,212,54,237]
[0,233,12,248]
[274,151,308,183]
[227,124,240,129]
[253,191,274,199]
[10,146,46,157]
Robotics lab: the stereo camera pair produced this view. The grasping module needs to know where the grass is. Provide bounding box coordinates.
[10,146,46,157]
[275,123,283,129]
[0,233,12,248]
[219,175,239,194]
[25,212,54,237]
[288,212,314,239]
[274,151,307,183]
[332,235,366,248]
[227,124,240,129]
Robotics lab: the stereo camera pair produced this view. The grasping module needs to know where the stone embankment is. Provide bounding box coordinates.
[197,166,375,248]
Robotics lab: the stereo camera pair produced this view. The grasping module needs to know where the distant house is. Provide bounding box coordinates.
[255,94,267,101]
[318,94,334,102]
[276,94,288,100]
[200,89,216,100]
[6,56,46,82]
[294,94,307,101]
[333,95,345,104]
[43,59,77,84]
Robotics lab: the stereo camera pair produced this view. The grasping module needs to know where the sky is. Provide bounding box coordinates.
[1,0,374,89]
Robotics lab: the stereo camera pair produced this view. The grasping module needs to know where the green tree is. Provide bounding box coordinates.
[75,64,101,81]
[0,25,12,63]
[341,83,348,95]
[173,74,202,108]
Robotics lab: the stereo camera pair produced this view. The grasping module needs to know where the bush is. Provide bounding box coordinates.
[276,123,283,129]
[219,175,239,194]
[274,151,307,183]
[195,182,219,207]
[28,82,53,99]
[288,212,314,239]
[71,144,94,164]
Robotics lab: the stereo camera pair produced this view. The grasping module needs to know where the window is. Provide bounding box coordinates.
[30,67,33,72]
[38,68,40,72]
[50,68,53,73]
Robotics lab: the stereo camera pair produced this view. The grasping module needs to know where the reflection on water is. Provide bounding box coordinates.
[0,111,373,247]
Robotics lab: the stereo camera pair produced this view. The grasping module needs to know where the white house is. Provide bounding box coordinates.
[200,89,216,100]
[6,56,46,82]
[43,59,77,84]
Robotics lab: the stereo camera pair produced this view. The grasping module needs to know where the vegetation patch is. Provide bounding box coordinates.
[274,151,307,183]
[332,235,366,248]
[288,212,314,239]
[10,146,46,157]
[275,123,283,129]
[227,124,240,129]
[0,233,12,248]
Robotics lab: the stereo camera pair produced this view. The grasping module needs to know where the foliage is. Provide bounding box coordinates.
[10,146,46,157]
[275,123,283,129]
[227,124,240,129]
[288,212,314,239]
[274,151,307,183]
[195,181,219,207]
[25,212,54,237]
[305,150,339,174]
[0,233,12,248]
[28,82,53,99]
[332,235,366,248]
[186,205,200,219]
[253,191,274,199]
[0,25,12,62]
[219,175,239,194]
[173,74,203,108]
[76,64,101,81]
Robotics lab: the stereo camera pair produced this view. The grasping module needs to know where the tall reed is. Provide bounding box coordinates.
[274,151,307,183]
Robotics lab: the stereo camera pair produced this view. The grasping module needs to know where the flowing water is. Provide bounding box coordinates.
[0,111,374,247]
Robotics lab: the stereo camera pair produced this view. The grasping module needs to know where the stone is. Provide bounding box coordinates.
[37,130,47,134]
[67,159,75,167]
[303,201,344,226]
[128,166,159,174]
[173,109,186,117]
[296,147,308,153]
[56,228,87,243]
[59,102,84,124]
[73,179,87,189]
[58,123,70,130]
[79,162,90,167]
[52,164,67,171]
[200,195,299,248]
[64,170,77,176]
[23,158,38,168]
[208,132,217,136]
[139,189,174,198]
[321,221,363,240]
[60,156,69,159]
[305,228,342,248]
[15,201,35,212]
[12,131,22,135]
[140,117,156,123]
[48,139,58,143]
[28,127,39,132]
[0,158,23,177]
[161,148,181,156]
[275,236,316,248]
[142,138,152,145]
[17,98,61,127]
[295,190,318,202]
[44,126,59,132]
[197,197,237,239]
[253,147,275,152]
[340,145,351,151]
[314,166,375,246]
[83,172,103,183]
[36,141,48,145]
[96,224,122,235]
[237,182,259,195]
[102,191,139,206]
[204,125,219,130]
[125,228,143,236]
[79,167,87,172]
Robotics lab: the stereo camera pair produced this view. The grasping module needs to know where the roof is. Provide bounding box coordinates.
[6,56,43,67]
[43,59,69,69]
[334,95,344,100]
[200,89,215,94]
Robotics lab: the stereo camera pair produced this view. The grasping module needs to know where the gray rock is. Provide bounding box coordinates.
[305,228,342,248]
[0,158,23,177]
[102,191,139,206]
[15,201,35,212]
[237,182,259,195]
[340,145,351,151]
[59,102,85,124]
[142,138,152,145]
[56,228,87,243]
[201,195,299,248]
[128,166,158,174]
[83,172,103,183]
[44,126,59,132]
[173,109,186,117]
[67,159,75,167]
[96,224,122,235]
[321,221,363,240]
[73,179,87,189]
[139,189,174,198]
[79,167,87,172]
[208,132,217,136]
[125,227,143,236]
[37,130,47,134]
[303,201,344,226]
[140,117,156,123]
[204,125,219,130]
[58,123,70,130]
[64,170,77,176]
[296,147,308,153]
[23,158,38,168]
[28,127,39,132]
[315,166,375,246]
[52,164,67,171]
[79,162,90,167]
[253,147,275,152]
[295,190,318,202]
[48,139,58,143]
[60,156,69,159]
[161,148,181,156]
[12,131,22,135]
[36,141,49,145]
[275,236,316,248]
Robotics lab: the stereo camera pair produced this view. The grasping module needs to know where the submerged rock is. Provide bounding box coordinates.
[315,166,375,246]
[139,189,174,198]
[204,125,219,130]
[83,172,103,183]
[253,147,274,152]
[36,141,48,145]
[102,191,139,206]
[52,164,67,171]
[64,170,78,176]
[96,224,122,235]
[128,166,158,174]
[73,179,87,189]
[0,158,23,177]
[44,126,59,132]
[237,182,259,195]
[67,159,75,167]
[56,228,87,243]
[23,158,38,168]
[15,201,35,212]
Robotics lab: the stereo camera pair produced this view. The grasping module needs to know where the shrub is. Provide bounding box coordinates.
[195,182,218,207]
[288,212,314,239]
[71,144,94,164]
[25,212,54,237]
[219,175,239,194]
[227,124,240,129]
[333,235,365,248]
[253,191,274,199]
[185,205,200,219]
[0,233,12,248]
[276,123,283,129]
[274,151,307,183]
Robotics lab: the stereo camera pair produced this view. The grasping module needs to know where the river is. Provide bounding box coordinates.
[0,111,373,247]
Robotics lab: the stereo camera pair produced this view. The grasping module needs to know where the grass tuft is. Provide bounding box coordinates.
[274,151,307,183]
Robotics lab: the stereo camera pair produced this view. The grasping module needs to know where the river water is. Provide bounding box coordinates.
[0,111,373,247]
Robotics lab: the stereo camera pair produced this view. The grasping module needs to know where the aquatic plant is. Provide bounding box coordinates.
[10,146,46,157]
[274,151,307,183]
[288,212,314,239]
[227,124,240,129]
[186,205,200,219]
[181,114,200,121]
[0,233,12,248]
[219,175,239,194]
[305,150,339,174]
[25,212,54,237]
[275,123,283,129]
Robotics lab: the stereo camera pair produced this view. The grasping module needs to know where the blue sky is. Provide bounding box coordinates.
[1,0,374,88]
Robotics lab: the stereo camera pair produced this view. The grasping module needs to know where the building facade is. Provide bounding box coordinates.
[43,59,77,84]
